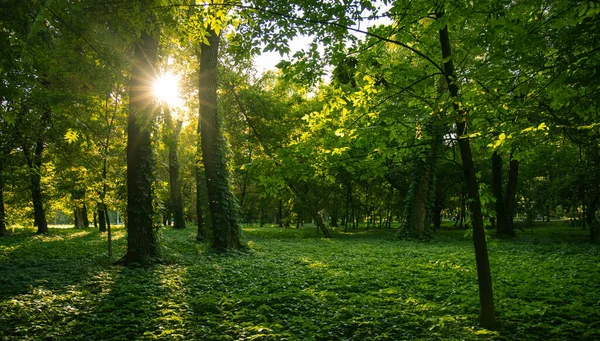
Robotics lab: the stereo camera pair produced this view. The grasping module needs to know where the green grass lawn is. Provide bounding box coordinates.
[1,223,599,340]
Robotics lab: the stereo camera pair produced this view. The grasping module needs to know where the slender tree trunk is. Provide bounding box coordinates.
[199,28,242,250]
[503,157,519,235]
[433,196,443,231]
[278,198,283,227]
[0,169,5,236]
[438,13,495,328]
[491,151,506,234]
[164,109,185,229]
[345,182,351,232]
[195,164,206,240]
[406,159,430,234]
[24,140,48,234]
[82,203,89,228]
[331,189,339,227]
[121,22,160,264]
[106,208,112,258]
[98,203,107,232]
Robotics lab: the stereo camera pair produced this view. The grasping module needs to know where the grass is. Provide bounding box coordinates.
[0,223,599,340]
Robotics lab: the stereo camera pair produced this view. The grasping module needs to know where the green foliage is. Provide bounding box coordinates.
[1,225,599,340]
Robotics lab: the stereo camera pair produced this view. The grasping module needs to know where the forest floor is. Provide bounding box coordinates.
[0,222,599,340]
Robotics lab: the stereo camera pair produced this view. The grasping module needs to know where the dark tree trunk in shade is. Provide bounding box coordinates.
[491,151,506,234]
[82,204,90,227]
[278,199,283,227]
[437,13,496,329]
[199,29,243,250]
[330,192,339,228]
[503,158,519,234]
[98,204,106,232]
[24,139,48,234]
[121,24,160,265]
[492,151,518,237]
[0,169,5,236]
[195,162,206,240]
[164,109,185,230]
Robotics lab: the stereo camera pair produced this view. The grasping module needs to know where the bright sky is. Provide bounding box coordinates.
[253,6,392,76]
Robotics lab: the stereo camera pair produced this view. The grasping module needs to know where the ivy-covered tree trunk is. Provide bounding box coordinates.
[121,24,160,265]
[164,109,185,229]
[438,14,496,329]
[199,28,242,250]
[195,160,206,240]
[24,140,48,234]
[402,140,439,235]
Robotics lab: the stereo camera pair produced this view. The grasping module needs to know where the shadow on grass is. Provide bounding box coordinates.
[0,227,125,299]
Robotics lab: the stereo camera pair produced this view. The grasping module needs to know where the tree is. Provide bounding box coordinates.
[162,106,186,229]
[199,27,243,250]
[121,3,161,264]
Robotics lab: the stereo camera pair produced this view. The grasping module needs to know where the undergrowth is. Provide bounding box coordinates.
[0,223,598,340]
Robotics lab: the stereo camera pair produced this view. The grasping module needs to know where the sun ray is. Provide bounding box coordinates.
[153,72,182,108]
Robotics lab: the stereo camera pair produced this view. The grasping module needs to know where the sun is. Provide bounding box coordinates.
[153,72,182,108]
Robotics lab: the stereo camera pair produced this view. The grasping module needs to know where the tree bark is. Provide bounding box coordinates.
[503,157,519,235]
[199,29,242,250]
[98,203,107,232]
[24,139,48,234]
[0,168,5,236]
[491,151,506,234]
[121,23,160,265]
[438,13,496,329]
[164,109,185,229]
[195,161,206,240]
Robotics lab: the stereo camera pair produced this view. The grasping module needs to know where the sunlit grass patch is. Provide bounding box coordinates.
[0,224,598,340]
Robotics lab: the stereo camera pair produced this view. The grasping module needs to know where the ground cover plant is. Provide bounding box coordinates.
[1,224,598,340]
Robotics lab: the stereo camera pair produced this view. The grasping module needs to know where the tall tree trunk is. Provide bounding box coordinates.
[24,140,48,234]
[491,151,506,234]
[0,169,5,236]
[121,23,160,265]
[83,203,90,227]
[438,13,496,328]
[278,199,283,227]
[199,29,242,250]
[164,109,185,229]
[74,206,85,228]
[106,208,112,258]
[195,163,206,240]
[98,203,107,232]
[330,190,339,228]
[403,141,439,234]
[503,157,519,235]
